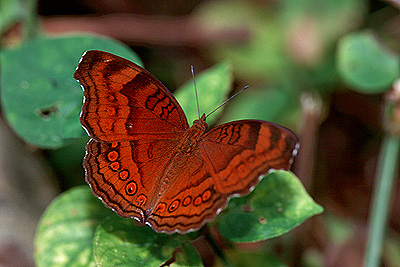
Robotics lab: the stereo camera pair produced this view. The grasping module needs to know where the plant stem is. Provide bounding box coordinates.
[21,0,39,39]
[364,134,400,267]
[202,226,233,267]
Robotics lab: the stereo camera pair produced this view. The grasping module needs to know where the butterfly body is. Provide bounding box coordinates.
[75,50,299,233]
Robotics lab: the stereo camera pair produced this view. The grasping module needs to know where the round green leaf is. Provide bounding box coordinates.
[93,216,203,267]
[336,31,400,93]
[175,61,233,125]
[217,170,323,242]
[220,85,300,129]
[35,186,114,267]
[0,34,142,148]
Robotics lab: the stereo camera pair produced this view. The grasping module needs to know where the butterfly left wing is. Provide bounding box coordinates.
[147,120,299,233]
[84,137,183,223]
[74,50,193,227]
[74,50,189,142]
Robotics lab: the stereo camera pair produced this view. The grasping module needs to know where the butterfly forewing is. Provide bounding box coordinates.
[200,120,298,195]
[75,50,189,142]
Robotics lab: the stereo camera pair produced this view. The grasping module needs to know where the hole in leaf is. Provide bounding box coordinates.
[36,104,59,120]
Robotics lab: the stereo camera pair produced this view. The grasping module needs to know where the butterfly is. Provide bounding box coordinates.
[74,50,299,234]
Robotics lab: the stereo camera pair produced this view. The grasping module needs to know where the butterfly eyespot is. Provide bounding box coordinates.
[111,142,118,148]
[136,194,147,207]
[110,161,120,171]
[193,196,202,206]
[182,196,192,206]
[155,203,166,213]
[107,151,119,161]
[119,170,129,180]
[125,181,137,195]
[147,145,154,159]
[202,189,212,202]
[168,200,180,212]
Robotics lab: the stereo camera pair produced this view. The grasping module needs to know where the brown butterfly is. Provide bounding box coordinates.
[74,50,299,234]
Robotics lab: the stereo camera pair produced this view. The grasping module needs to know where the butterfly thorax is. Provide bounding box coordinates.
[179,114,207,154]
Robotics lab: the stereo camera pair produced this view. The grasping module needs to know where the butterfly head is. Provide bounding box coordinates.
[192,113,207,132]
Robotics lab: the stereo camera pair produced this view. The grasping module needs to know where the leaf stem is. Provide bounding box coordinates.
[364,84,400,267]
[21,0,39,39]
[202,226,233,267]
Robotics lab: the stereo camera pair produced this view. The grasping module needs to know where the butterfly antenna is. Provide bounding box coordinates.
[191,66,201,119]
[205,85,249,119]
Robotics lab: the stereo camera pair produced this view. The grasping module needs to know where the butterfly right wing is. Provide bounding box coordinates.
[199,120,299,196]
[144,120,299,233]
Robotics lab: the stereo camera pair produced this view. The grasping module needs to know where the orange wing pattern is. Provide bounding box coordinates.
[74,50,189,142]
[84,138,181,222]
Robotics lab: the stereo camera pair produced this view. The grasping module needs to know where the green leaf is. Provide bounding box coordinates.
[220,85,300,130]
[336,31,400,93]
[216,170,323,242]
[35,186,114,267]
[0,34,142,149]
[93,216,203,267]
[175,61,233,125]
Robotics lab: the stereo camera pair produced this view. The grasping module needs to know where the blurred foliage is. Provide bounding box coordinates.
[213,250,287,267]
[195,0,365,86]
[336,31,400,92]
